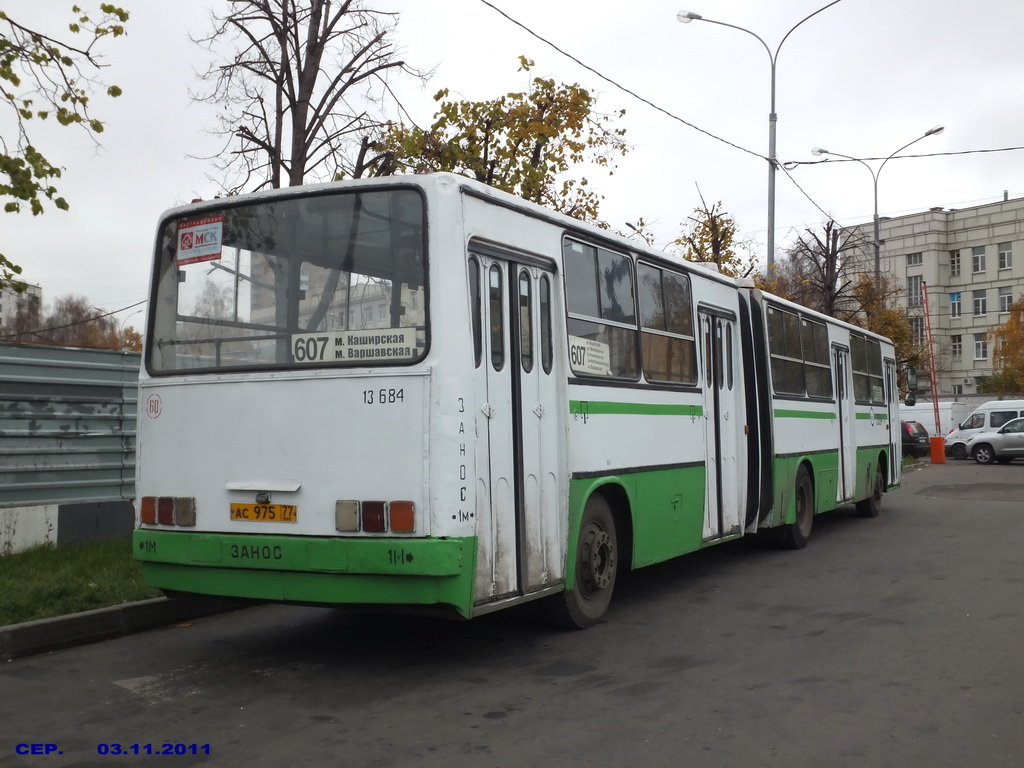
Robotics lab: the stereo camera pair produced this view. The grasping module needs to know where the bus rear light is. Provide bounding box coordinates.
[140,496,196,526]
[174,497,197,526]
[157,497,175,525]
[362,501,387,532]
[140,497,156,525]
[335,500,360,532]
[389,501,415,532]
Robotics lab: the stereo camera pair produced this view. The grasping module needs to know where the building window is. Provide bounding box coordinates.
[974,333,988,360]
[972,246,986,273]
[906,252,923,267]
[910,316,925,346]
[973,290,987,316]
[951,335,962,360]
[950,292,961,319]
[952,383,963,396]
[907,275,923,308]
[950,250,960,277]
[998,242,1012,270]
[1000,286,1013,313]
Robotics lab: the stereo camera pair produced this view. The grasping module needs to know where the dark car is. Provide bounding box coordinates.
[902,420,930,459]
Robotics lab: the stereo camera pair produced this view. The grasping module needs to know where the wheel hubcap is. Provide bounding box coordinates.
[580,525,615,593]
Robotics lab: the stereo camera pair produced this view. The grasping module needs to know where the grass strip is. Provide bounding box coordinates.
[0,539,161,627]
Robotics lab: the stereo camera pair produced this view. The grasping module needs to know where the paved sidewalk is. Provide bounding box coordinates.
[0,596,252,661]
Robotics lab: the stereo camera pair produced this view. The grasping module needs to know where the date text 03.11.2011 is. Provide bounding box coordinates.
[96,744,211,756]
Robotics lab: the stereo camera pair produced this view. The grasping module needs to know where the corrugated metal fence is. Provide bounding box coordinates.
[0,342,139,508]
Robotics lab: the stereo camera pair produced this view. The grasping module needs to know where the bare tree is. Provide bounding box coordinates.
[775,219,872,320]
[769,221,925,385]
[7,294,129,349]
[192,0,428,193]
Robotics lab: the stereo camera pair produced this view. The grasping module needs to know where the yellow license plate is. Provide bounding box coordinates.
[230,503,298,523]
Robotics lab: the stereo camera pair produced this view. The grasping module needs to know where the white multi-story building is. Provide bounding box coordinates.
[846,194,1024,398]
[0,283,42,333]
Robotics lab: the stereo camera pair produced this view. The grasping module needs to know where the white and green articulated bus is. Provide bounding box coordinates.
[134,173,901,628]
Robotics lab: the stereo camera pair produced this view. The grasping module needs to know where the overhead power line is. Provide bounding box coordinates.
[476,0,765,163]
[0,299,147,341]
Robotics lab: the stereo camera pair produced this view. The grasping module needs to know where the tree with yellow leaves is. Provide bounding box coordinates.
[672,188,759,278]
[365,57,629,226]
[984,296,1024,395]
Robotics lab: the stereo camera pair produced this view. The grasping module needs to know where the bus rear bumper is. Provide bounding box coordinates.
[133,530,476,616]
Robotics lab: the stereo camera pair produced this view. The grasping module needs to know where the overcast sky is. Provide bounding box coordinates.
[4,0,1023,327]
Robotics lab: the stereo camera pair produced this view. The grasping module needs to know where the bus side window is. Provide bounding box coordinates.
[489,264,504,371]
[519,269,534,373]
[469,257,482,368]
[716,320,725,391]
[726,323,734,390]
[540,275,553,374]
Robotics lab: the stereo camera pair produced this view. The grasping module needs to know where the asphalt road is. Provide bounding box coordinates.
[2,459,1022,768]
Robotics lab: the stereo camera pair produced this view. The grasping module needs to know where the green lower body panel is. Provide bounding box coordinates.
[134,530,477,618]
[568,464,708,573]
[771,447,888,526]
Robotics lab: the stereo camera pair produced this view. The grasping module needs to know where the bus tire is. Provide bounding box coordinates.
[855,462,884,518]
[549,494,618,629]
[779,466,813,550]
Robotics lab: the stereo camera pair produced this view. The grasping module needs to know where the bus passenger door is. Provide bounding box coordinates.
[472,252,564,604]
[511,265,564,591]
[885,359,901,487]
[833,345,854,502]
[698,309,743,541]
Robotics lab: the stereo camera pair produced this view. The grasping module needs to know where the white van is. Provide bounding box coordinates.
[900,401,968,438]
[945,400,1024,459]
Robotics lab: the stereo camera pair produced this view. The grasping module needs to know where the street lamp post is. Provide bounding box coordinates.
[811,125,944,289]
[119,309,143,335]
[677,1,844,268]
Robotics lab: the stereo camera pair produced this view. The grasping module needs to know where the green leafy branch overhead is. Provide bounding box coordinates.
[0,4,128,289]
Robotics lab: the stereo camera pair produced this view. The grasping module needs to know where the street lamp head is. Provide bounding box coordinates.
[925,125,945,137]
[811,147,829,156]
[676,10,702,23]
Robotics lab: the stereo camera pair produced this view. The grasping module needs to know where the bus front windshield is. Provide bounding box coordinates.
[148,188,427,373]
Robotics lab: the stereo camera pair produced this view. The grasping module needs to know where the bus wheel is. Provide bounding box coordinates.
[550,494,618,629]
[779,466,813,550]
[856,462,884,518]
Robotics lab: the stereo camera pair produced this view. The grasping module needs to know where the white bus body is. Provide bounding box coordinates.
[134,174,899,627]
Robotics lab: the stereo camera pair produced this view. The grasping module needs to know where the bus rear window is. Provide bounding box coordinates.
[148,189,427,373]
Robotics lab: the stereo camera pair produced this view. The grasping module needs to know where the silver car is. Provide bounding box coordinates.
[968,417,1024,464]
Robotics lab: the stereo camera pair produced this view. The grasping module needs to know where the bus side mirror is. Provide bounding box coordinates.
[906,367,918,392]
[904,393,917,407]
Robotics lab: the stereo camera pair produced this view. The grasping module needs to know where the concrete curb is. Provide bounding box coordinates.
[0,597,252,661]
